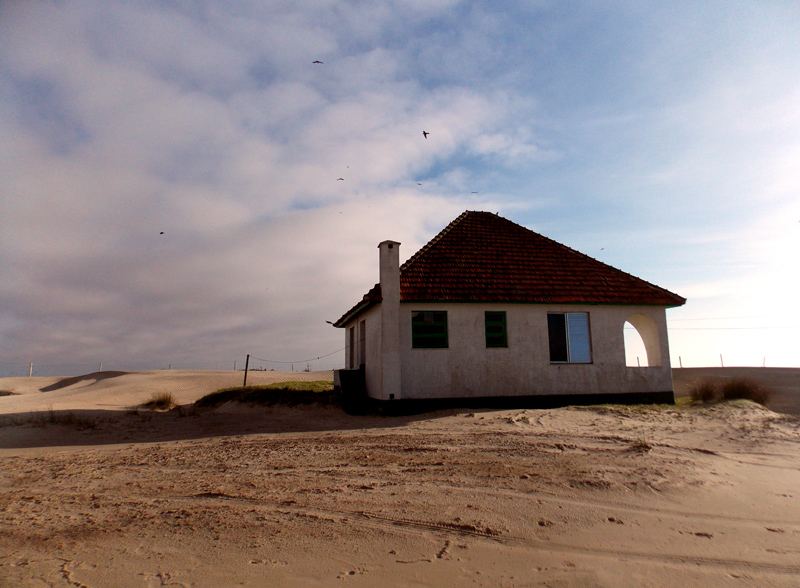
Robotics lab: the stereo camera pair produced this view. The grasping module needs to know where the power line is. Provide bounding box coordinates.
[669,315,778,322]
[249,345,348,365]
[249,335,372,366]
[669,326,799,331]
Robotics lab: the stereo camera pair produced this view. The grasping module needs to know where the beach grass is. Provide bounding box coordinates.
[687,378,772,406]
[196,380,336,408]
[142,391,179,411]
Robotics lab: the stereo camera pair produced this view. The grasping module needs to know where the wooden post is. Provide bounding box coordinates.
[234,360,236,371]
[98,362,102,372]
[29,363,33,377]
[679,356,682,368]
[720,354,724,367]
[243,354,250,387]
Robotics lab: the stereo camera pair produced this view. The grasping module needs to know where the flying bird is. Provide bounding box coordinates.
[417,183,422,186]
[159,232,164,235]
[337,177,344,181]
[312,60,323,64]
[471,191,478,194]
[422,131,429,139]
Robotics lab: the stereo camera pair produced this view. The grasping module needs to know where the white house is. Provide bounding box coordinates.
[333,211,685,410]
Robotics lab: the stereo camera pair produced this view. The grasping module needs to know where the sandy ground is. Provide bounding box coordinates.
[1,370,800,587]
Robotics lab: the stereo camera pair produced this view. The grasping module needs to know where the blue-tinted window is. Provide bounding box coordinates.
[548,313,591,363]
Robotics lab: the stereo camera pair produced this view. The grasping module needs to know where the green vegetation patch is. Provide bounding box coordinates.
[196,381,336,409]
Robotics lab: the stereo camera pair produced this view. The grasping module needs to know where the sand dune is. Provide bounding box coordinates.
[1,369,799,587]
[0,369,333,415]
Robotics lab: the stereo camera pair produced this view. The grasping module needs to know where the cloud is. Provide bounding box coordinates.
[2,1,800,374]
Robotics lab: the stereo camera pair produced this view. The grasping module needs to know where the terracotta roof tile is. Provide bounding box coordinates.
[399,211,685,306]
[335,211,685,325]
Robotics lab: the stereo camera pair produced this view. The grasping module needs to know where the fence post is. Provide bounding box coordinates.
[29,362,33,377]
[679,356,682,368]
[720,354,724,367]
[243,354,250,387]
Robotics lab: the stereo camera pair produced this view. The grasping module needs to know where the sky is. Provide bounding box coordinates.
[1,0,799,377]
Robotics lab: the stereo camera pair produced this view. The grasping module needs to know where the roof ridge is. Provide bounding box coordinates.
[399,210,471,274]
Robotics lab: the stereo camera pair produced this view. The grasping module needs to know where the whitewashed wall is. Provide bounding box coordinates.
[343,302,674,400]
[381,302,674,400]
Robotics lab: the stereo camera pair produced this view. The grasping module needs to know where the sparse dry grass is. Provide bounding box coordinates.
[631,436,652,452]
[688,378,772,407]
[689,380,719,403]
[142,391,178,411]
[721,378,772,405]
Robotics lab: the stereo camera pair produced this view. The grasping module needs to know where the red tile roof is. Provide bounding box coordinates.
[335,211,685,326]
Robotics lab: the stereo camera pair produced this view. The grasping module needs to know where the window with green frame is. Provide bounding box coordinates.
[484,311,507,347]
[411,311,448,348]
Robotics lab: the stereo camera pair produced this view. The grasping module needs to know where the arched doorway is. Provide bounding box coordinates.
[624,313,662,367]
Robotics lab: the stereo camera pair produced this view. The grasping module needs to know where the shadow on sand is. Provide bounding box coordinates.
[38,371,129,392]
[0,403,453,450]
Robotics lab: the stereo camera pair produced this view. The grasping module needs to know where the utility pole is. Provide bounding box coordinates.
[243,354,250,387]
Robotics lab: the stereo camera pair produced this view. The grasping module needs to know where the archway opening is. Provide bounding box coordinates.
[624,313,662,367]
[622,321,647,367]
[624,322,647,367]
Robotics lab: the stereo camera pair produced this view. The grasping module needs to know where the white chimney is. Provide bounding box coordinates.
[378,241,401,400]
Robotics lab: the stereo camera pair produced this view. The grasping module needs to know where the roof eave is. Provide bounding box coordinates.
[332,284,382,327]
[332,299,375,327]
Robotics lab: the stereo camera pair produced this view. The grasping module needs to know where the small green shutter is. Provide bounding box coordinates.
[411,311,448,348]
[485,311,507,348]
